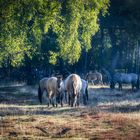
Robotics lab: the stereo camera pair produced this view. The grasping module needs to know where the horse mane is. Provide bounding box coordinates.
[56,75,63,80]
[72,81,75,96]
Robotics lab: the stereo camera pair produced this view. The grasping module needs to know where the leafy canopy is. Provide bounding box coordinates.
[0,0,109,66]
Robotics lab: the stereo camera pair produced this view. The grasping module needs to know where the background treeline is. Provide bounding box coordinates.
[0,0,140,84]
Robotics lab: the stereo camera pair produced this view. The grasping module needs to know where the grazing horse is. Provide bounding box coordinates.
[38,77,62,107]
[60,74,82,107]
[86,71,103,85]
[81,79,88,105]
[110,73,139,90]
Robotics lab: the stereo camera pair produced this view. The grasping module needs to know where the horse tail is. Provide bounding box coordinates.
[85,73,89,81]
[71,80,77,107]
[136,75,139,89]
[38,85,43,104]
[72,81,75,96]
[85,85,88,101]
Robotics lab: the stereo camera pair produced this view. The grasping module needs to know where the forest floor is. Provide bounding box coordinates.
[0,84,140,140]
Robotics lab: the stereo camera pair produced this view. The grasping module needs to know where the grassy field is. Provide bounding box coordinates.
[0,84,140,140]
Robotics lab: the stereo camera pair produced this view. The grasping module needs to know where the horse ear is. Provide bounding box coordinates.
[57,75,63,80]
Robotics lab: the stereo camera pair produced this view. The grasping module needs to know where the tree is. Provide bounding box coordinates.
[98,0,140,74]
[0,0,110,67]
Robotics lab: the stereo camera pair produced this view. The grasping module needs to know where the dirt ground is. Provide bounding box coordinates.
[0,84,140,140]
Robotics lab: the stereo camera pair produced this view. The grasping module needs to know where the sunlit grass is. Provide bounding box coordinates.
[0,85,140,139]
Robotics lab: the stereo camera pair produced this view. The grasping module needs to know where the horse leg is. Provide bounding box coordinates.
[99,80,103,87]
[51,95,57,107]
[76,93,80,107]
[131,83,135,91]
[118,83,122,90]
[51,98,55,107]
[73,95,77,107]
[91,80,94,85]
[83,93,88,105]
[68,93,71,106]
[46,97,50,107]
[55,94,58,107]
[83,94,86,105]
[61,98,63,107]
[55,97,58,107]
[60,92,63,107]
[78,92,81,106]
[70,94,74,107]
[38,86,43,104]
[65,91,68,103]
[71,97,74,107]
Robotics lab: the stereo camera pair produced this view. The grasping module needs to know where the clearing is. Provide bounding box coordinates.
[0,84,140,139]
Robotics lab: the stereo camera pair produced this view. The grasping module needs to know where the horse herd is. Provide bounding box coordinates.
[38,74,88,107]
[38,71,139,107]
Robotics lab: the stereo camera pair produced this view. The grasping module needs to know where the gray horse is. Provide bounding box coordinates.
[110,73,139,90]
[81,79,88,105]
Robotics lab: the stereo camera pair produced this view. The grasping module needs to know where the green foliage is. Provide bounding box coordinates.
[0,0,109,66]
[53,0,110,64]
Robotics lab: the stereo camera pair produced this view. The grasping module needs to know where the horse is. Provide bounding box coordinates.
[81,79,88,105]
[38,77,48,104]
[86,71,103,85]
[38,76,63,107]
[60,74,82,107]
[110,73,139,90]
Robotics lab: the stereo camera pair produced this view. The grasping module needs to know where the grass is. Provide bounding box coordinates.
[0,84,140,139]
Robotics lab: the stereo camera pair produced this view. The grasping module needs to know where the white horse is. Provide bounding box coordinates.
[60,74,82,107]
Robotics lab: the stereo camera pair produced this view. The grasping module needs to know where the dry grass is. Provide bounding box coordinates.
[0,85,140,139]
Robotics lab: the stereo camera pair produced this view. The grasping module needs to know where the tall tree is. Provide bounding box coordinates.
[0,0,110,67]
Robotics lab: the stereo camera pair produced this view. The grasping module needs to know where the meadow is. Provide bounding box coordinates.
[0,84,140,140]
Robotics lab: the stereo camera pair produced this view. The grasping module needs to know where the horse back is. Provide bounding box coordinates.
[86,73,97,81]
[114,73,138,83]
[96,72,102,80]
[47,77,57,96]
[39,77,49,91]
[65,74,82,92]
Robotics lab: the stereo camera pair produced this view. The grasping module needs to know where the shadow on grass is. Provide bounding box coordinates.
[0,105,81,117]
[0,85,140,116]
[109,104,140,113]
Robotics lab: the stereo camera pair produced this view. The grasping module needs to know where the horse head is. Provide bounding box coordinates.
[56,75,63,89]
[110,80,115,89]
